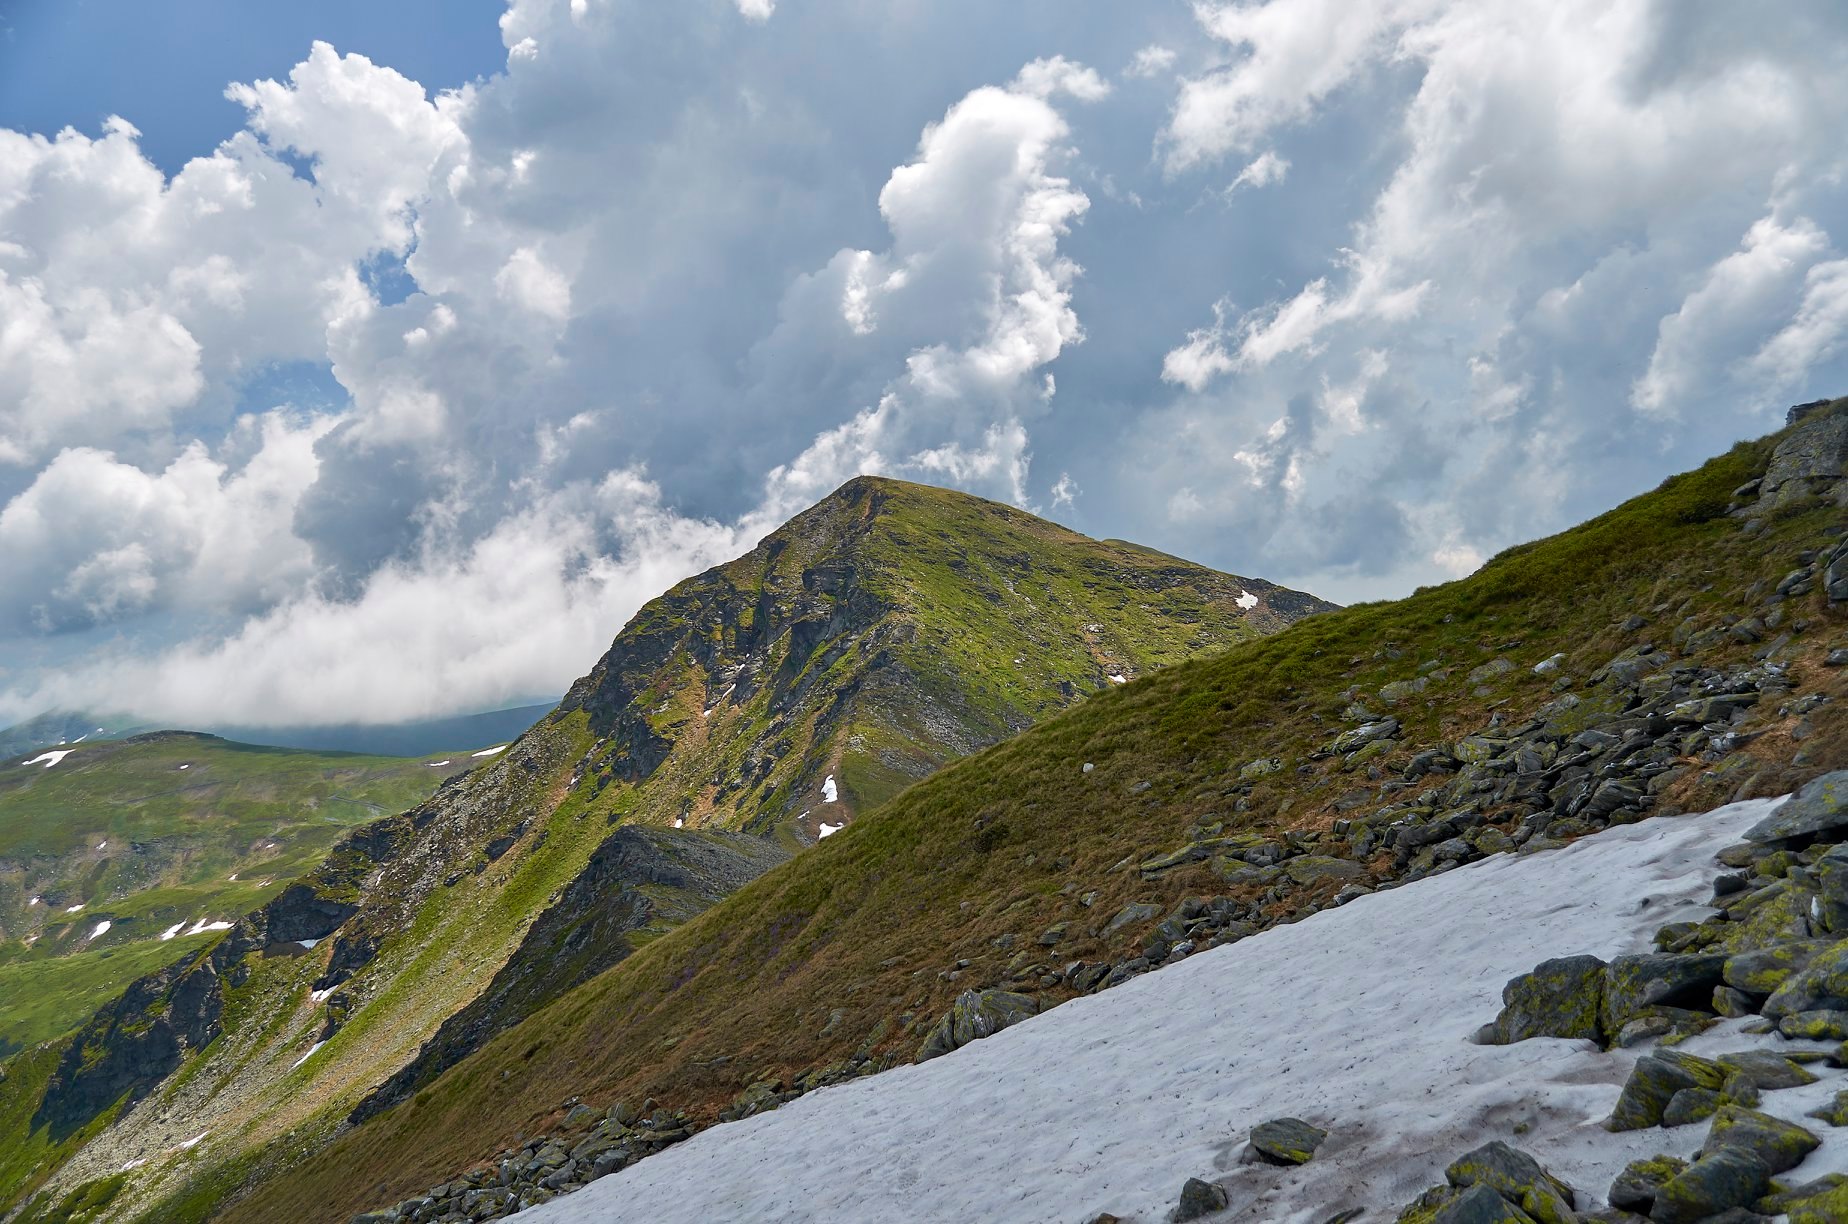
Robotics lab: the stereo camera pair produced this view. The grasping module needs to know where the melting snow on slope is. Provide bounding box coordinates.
[65,903,82,913]
[428,760,452,767]
[22,750,73,768]
[821,775,838,803]
[473,744,509,757]
[96,840,106,850]
[673,818,685,829]
[178,1132,208,1150]
[818,822,843,839]
[1106,673,1126,685]
[85,920,111,941]
[311,987,336,1004]
[160,922,186,941]
[186,918,233,935]
[178,763,190,770]
[27,896,39,907]
[291,1040,328,1070]
[515,797,1799,1224]
[1236,589,1259,610]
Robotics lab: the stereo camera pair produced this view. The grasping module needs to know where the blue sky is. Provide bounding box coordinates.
[3,0,1848,727]
[0,0,506,174]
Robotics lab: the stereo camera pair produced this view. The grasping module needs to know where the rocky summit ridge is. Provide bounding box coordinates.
[0,476,1320,1223]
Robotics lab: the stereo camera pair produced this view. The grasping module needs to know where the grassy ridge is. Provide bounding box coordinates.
[68,478,1318,1222]
[219,430,1848,1223]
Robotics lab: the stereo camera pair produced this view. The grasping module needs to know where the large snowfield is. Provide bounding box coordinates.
[516,796,1848,1222]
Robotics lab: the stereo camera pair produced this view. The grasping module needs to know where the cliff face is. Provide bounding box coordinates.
[3,476,1323,1222]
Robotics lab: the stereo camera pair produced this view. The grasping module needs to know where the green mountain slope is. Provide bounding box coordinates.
[208,401,1848,1224]
[0,734,468,1055]
[0,476,1321,1223]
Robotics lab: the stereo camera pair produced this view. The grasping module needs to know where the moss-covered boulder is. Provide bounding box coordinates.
[1476,955,1606,1045]
[1430,1184,1536,1223]
[1249,1117,1328,1165]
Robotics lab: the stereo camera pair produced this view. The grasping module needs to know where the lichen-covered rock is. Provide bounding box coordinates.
[1662,1088,1721,1128]
[1805,1088,1848,1127]
[1171,1176,1228,1222]
[1609,1154,1687,1213]
[1711,1050,1819,1090]
[1443,1141,1576,1224]
[1609,1055,1702,1131]
[1744,771,1848,844]
[1600,954,1726,1039]
[1649,1147,1773,1224]
[1778,1008,1848,1039]
[1476,955,1607,1045]
[1761,939,1848,1017]
[1779,1175,1848,1223]
[915,988,1039,1061]
[1705,1105,1822,1175]
[1722,942,1829,995]
[1249,1117,1328,1165]
[1431,1184,1538,1224]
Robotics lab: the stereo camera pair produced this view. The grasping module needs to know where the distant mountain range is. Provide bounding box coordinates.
[0,702,559,762]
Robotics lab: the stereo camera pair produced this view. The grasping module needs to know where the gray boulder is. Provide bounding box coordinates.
[915,989,1039,1062]
[1744,771,1848,844]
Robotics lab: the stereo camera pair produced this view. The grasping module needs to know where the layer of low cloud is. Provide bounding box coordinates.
[4,0,1848,726]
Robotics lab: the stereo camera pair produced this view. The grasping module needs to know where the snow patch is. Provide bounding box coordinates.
[512,799,1784,1224]
[473,744,509,757]
[22,749,73,768]
[65,903,83,913]
[27,896,39,907]
[428,760,452,767]
[160,922,186,941]
[1106,673,1126,685]
[1236,589,1259,610]
[821,775,838,803]
[673,817,685,829]
[298,937,320,950]
[178,763,190,769]
[310,987,336,1004]
[818,822,844,839]
[227,873,238,882]
[85,920,111,941]
[186,918,233,935]
[290,1040,327,1070]
[96,840,107,850]
[178,1132,208,1150]
[120,1158,147,1171]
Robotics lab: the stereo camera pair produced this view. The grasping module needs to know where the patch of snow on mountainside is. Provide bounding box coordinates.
[516,798,1803,1224]
[22,749,73,768]
[473,745,509,757]
[821,775,837,803]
